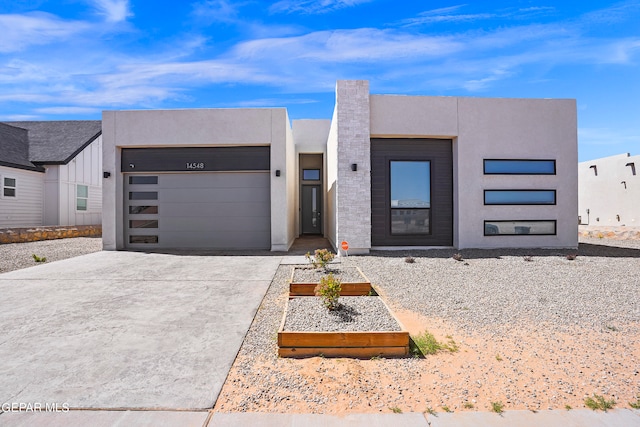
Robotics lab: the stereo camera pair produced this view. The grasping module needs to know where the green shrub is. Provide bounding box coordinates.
[32,254,47,263]
[491,401,504,414]
[585,394,616,411]
[411,330,459,356]
[305,248,335,270]
[315,273,342,310]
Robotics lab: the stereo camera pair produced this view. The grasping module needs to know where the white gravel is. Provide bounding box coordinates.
[284,296,401,332]
[0,237,102,274]
[292,266,367,283]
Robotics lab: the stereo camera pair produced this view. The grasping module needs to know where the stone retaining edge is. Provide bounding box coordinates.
[0,225,102,244]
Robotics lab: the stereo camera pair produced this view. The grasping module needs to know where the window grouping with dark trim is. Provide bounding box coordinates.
[483,160,557,236]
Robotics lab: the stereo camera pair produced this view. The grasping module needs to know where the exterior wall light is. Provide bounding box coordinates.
[275,170,281,177]
[103,171,111,178]
[351,163,358,172]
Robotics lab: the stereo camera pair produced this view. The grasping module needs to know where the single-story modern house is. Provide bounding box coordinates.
[579,153,638,227]
[102,80,577,252]
[0,121,103,228]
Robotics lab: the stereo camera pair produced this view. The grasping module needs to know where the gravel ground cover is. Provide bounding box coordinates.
[292,266,367,283]
[284,297,401,332]
[215,237,640,414]
[0,237,102,274]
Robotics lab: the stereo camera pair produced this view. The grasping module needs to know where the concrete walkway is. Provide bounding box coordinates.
[0,251,281,410]
[2,409,639,426]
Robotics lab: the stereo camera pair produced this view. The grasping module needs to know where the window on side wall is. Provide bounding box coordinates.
[3,177,16,197]
[77,184,88,211]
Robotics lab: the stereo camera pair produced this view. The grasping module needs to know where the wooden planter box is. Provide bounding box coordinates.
[277,296,410,358]
[289,266,372,297]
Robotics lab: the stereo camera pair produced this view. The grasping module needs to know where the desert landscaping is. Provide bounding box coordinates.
[215,237,640,414]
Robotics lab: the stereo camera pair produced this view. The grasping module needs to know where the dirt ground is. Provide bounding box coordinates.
[215,296,639,415]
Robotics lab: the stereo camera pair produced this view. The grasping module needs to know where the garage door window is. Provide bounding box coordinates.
[129,176,158,184]
[129,220,158,228]
[129,192,158,200]
[129,236,159,244]
[129,206,158,214]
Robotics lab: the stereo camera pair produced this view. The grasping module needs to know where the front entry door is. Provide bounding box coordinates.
[302,185,321,234]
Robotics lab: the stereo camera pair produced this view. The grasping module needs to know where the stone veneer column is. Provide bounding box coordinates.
[336,80,371,253]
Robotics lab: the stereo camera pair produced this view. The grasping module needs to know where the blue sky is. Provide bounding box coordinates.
[0,0,638,161]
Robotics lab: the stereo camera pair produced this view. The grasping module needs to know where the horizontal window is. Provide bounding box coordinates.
[129,235,158,244]
[129,191,158,200]
[4,188,16,197]
[129,206,158,214]
[484,190,556,205]
[129,176,158,185]
[484,159,556,175]
[129,220,158,229]
[484,220,556,236]
[391,209,430,235]
[302,169,320,180]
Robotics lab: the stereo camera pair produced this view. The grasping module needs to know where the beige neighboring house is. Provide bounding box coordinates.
[579,153,639,227]
[102,80,577,252]
[0,121,103,228]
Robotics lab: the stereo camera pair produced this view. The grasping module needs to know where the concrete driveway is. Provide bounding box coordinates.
[0,251,281,410]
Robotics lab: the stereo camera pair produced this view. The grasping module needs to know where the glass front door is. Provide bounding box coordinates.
[302,185,321,234]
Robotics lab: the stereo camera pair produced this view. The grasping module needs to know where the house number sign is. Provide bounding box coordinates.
[186,162,205,170]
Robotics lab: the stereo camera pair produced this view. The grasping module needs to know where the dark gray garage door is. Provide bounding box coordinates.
[125,172,270,249]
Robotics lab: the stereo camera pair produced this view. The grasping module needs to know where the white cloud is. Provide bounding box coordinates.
[35,106,101,115]
[579,128,640,146]
[90,0,131,23]
[269,0,374,14]
[192,0,242,23]
[0,12,89,53]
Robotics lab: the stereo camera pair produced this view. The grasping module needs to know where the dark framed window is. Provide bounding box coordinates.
[129,191,158,200]
[129,235,158,244]
[129,176,158,184]
[129,206,158,214]
[484,220,557,236]
[3,177,16,197]
[484,159,556,175]
[390,160,431,235]
[129,220,158,229]
[302,169,320,180]
[484,190,556,205]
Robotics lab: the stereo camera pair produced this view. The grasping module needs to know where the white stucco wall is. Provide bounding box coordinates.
[579,153,639,227]
[326,107,339,250]
[102,109,291,250]
[293,119,331,239]
[0,166,44,227]
[364,90,577,249]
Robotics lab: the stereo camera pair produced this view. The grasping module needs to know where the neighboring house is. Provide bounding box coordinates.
[0,121,102,228]
[579,153,639,227]
[102,80,577,252]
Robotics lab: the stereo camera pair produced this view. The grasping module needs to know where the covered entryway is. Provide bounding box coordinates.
[122,147,271,250]
[299,153,323,235]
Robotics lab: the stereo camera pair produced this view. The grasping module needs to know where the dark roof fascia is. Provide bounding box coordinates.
[0,160,45,173]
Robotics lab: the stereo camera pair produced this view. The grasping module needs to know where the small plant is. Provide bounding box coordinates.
[389,406,402,413]
[490,401,504,414]
[523,255,533,262]
[629,396,640,409]
[584,394,616,412]
[405,256,415,263]
[566,254,577,260]
[314,273,342,310]
[495,354,503,361]
[411,330,459,355]
[452,253,464,261]
[597,232,604,239]
[305,248,335,271]
[441,405,452,413]
[32,254,47,263]
[565,404,572,410]
[424,407,437,415]
[463,402,474,409]
[605,325,619,332]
